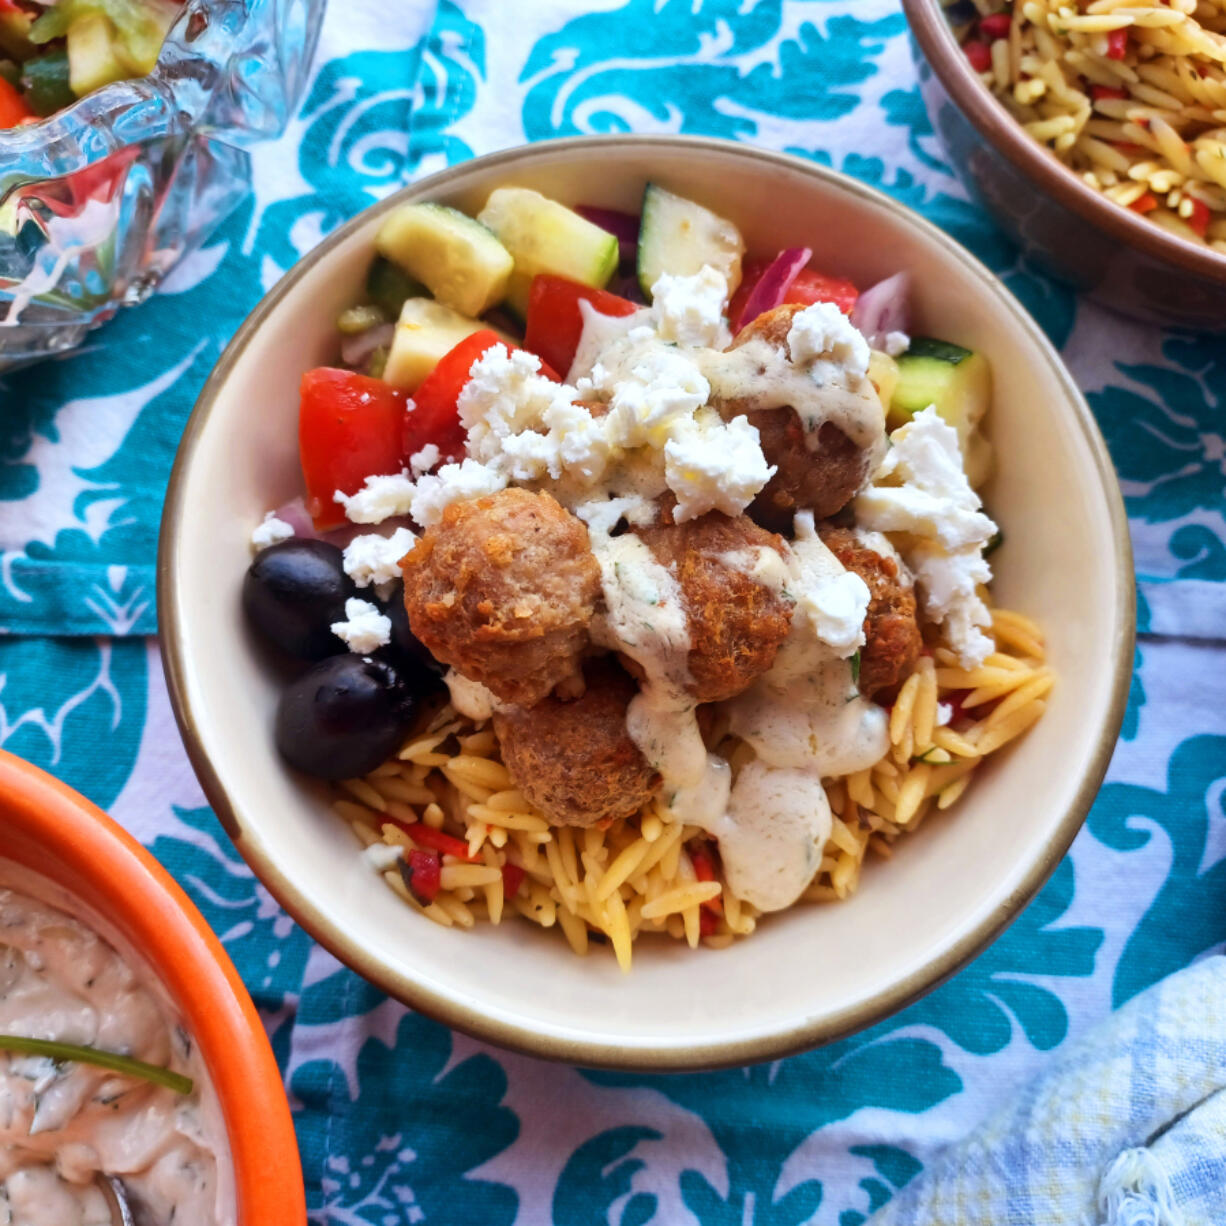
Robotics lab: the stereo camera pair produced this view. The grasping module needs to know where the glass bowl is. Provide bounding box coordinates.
[0,0,324,371]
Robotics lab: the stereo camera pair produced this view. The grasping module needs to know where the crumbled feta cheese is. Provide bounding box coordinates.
[786,301,871,385]
[883,331,910,357]
[364,843,403,872]
[854,407,997,666]
[650,265,731,349]
[330,597,392,654]
[574,494,658,538]
[786,511,870,657]
[409,458,507,527]
[409,443,440,476]
[336,471,416,525]
[445,669,504,721]
[936,702,953,727]
[663,412,774,522]
[343,527,416,596]
[251,512,294,552]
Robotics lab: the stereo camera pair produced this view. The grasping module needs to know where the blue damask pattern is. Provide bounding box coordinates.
[0,0,1223,1222]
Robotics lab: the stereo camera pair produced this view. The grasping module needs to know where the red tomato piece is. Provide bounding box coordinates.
[524,274,638,376]
[979,13,1011,40]
[963,40,992,72]
[1187,197,1210,237]
[1106,28,1128,60]
[401,850,441,905]
[1130,192,1158,215]
[0,76,33,129]
[501,863,526,898]
[299,368,408,530]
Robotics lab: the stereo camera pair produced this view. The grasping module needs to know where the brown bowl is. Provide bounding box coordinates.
[903,0,1226,332]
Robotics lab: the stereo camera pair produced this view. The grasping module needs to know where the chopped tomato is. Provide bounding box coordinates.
[979,13,1011,40]
[400,850,441,905]
[501,863,526,898]
[729,261,860,328]
[1106,28,1128,60]
[1090,85,1128,102]
[0,77,33,129]
[299,368,409,530]
[1187,197,1210,237]
[523,274,637,376]
[1130,192,1158,215]
[963,40,992,72]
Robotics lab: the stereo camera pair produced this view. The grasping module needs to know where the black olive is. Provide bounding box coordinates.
[378,580,443,677]
[275,654,417,780]
[243,540,355,660]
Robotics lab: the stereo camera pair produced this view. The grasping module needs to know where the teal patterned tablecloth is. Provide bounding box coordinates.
[1,2,1224,1222]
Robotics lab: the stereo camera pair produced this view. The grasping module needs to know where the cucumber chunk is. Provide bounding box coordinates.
[636,183,744,300]
[20,48,73,116]
[477,188,619,317]
[376,202,513,318]
[67,13,126,96]
[365,257,425,320]
[382,298,513,392]
[889,337,991,444]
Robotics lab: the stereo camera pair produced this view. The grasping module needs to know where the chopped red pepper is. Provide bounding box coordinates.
[501,863,526,898]
[1090,85,1129,101]
[1115,142,1148,157]
[523,274,638,376]
[299,368,409,530]
[1106,28,1128,60]
[392,821,479,862]
[1130,192,1159,215]
[1186,197,1210,237]
[399,850,441,905]
[963,40,992,72]
[0,77,33,130]
[688,842,724,915]
[979,13,1011,40]
[699,908,719,938]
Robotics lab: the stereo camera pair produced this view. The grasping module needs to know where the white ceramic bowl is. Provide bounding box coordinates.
[160,136,1133,1069]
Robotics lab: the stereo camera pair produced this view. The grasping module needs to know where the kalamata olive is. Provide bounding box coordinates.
[379,580,444,677]
[243,539,355,660]
[275,654,416,780]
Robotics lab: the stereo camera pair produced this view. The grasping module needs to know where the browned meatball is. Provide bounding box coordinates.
[717,303,876,532]
[819,525,922,697]
[637,511,793,702]
[493,657,659,827]
[402,488,601,707]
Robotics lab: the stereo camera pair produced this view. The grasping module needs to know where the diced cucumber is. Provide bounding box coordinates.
[636,183,744,300]
[477,187,619,317]
[889,337,991,445]
[67,14,126,96]
[376,202,513,318]
[20,49,73,116]
[365,256,425,320]
[383,298,513,392]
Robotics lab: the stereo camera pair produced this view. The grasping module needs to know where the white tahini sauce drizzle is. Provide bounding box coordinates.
[0,863,234,1226]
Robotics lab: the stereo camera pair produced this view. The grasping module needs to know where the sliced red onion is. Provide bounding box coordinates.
[732,247,812,332]
[274,497,321,540]
[850,273,911,348]
[340,322,395,369]
[576,205,640,263]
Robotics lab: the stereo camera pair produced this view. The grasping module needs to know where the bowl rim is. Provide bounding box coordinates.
[901,0,1226,285]
[0,749,305,1222]
[158,133,1136,1071]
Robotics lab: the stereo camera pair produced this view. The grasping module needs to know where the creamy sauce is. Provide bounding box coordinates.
[0,864,233,1226]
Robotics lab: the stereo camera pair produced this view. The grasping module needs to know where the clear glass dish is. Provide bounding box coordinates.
[0,0,323,371]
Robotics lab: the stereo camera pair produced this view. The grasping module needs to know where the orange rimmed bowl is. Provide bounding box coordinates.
[0,750,304,1224]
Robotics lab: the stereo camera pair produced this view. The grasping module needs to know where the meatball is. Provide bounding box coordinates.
[637,511,793,702]
[716,303,877,531]
[401,488,601,707]
[819,524,922,697]
[493,657,659,827]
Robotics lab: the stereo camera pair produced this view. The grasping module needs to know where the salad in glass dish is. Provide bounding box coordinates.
[242,183,1052,971]
[0,0,180,124]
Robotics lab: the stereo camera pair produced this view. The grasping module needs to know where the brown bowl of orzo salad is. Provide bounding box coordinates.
[159,136,1133,1069]
[905,0,1226,331]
